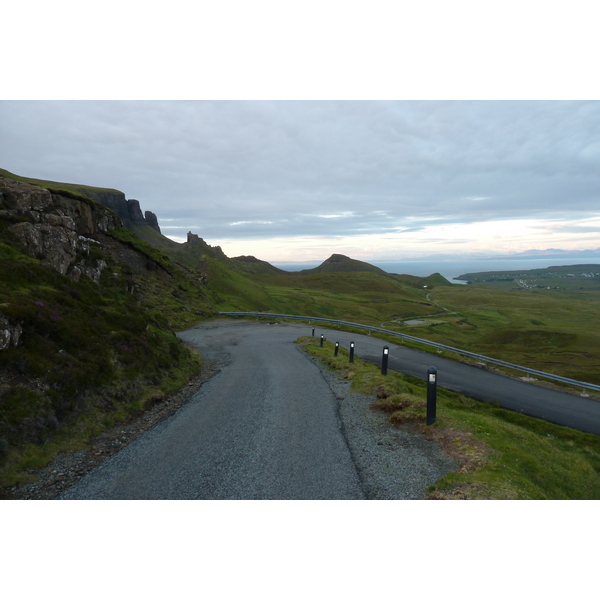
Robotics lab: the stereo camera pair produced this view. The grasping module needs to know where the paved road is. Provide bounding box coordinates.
[306,324,600,436]
[60,320,366,499]
[59,317,600,500]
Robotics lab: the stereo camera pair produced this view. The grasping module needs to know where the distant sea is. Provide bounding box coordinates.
[272,258,600,284]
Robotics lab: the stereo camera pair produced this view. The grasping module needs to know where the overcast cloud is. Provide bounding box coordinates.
[1,100,599,261]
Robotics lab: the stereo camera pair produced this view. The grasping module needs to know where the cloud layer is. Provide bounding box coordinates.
[1,100,599,260]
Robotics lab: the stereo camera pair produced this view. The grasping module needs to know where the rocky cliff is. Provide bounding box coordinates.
[76,189,161,233]
[0,177,211,477]
[0,177,122,283]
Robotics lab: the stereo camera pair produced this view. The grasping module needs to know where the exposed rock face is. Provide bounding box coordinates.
[78,190,162,233]
[144,210,161,233]
[0,177,121,281]
[127,199,145,222]
[81,189,129,223]
[186,231,227,260]
[0,315,22,350]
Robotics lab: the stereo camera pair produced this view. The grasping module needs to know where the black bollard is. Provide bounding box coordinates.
[312,326,315,337]
[381,346,389,375]
[320,334,324,347]
[349,341,355,363]
[334,342,339,357]
[427,366,437,425]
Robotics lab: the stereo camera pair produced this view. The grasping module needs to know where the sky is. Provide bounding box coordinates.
[2,99,599,263]
[2,2,600,266]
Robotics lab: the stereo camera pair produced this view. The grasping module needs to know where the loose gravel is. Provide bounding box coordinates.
[306,354,457,499]
[2,365,219,500]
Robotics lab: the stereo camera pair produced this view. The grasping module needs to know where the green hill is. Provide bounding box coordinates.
[300,253,388,274]
[231,255,290,276]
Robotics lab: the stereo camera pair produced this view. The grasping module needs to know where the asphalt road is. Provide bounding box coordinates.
[60,320,366,499]
[307,323,600,436]
[59,317,600,500]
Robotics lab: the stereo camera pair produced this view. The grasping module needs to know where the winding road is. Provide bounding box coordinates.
[306,322,600,436]
[58,317,600,500]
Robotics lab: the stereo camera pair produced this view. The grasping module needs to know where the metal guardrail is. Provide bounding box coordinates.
[219,311,600,395]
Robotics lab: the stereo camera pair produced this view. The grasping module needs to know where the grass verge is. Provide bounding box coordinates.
[297,336,600,499]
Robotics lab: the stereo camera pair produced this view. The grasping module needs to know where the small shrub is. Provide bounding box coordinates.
[372,393,415,413]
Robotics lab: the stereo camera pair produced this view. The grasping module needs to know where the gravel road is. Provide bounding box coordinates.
[58,319,456,500]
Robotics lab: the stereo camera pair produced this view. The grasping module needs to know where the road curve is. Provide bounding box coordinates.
[60,320,366,499]
[306,324,600,436]
[58,317,599,500]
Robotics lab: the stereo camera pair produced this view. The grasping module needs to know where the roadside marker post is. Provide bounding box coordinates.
[320,334,324,347]
[349,341,355,363]
[381,346,389,375]
[334,342,339,357]
[427,366,437,425]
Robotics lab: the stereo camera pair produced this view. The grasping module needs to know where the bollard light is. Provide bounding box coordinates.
[381,346,389,375]
[427,366,437,425]
[334,342,339,357]
[349,341,355,363]
[312,326,315,337]
[320,334,324,347]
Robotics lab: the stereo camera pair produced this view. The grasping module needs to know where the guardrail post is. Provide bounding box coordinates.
[334,342,339,357]
[349,341,355,363]
[427,366,437,425]
[320,334,324,347]
[381,346,389,375]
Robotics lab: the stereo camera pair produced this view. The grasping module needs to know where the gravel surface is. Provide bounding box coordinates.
[305,354,457,499]
[7,319,457,500]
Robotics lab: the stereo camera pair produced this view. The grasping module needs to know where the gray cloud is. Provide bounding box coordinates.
[1,100,599,247]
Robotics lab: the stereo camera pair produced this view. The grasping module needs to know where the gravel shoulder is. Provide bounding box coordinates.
[3,362,220,500]
[303,352,457,499]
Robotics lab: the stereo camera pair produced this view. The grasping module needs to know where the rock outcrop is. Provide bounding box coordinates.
[127,199,145,222]
[144,210,161,233]
[0,177,120,282]
[74,189,162,233]
[0,315,22,350]
[80,189,129,223]
[186,231,227,260]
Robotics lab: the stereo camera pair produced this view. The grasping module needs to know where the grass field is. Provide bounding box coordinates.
[214,263,600,386]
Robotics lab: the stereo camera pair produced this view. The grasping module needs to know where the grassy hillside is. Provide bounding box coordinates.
[397,282,600,384]
[243,271,438,322]
[231,255,290,276]
[0,177,217,487]
[0,237,206,487]
[299,253,387,274]
[0,167,122,199]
